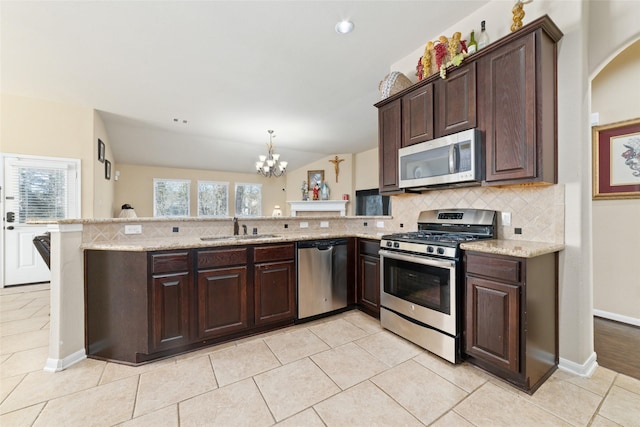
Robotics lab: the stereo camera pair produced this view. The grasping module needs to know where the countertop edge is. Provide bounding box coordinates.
[81,233,383,252]
[460,240,565,258]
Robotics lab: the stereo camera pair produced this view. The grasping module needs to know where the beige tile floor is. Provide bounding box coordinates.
[1,284,639,426]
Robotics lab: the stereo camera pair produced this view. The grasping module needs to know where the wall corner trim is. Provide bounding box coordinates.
[558,352,598,378]
[44,349,86,373]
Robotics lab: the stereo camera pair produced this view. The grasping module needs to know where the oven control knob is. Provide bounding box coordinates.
[437,247,445,255]
[410,304,415,311]
[393,242,400,248]
[386,241,392,247]
[427,246,434,253]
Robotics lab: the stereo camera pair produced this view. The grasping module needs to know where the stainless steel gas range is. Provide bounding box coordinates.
[379,208,497,363]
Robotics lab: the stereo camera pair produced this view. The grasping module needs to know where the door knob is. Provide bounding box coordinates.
[6,226,14,230]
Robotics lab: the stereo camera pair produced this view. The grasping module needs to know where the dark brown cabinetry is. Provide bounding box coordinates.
[435,62,476,137]
[478,19,561,185]
[378,99,403,194]
[196,248,248,339]
[357,239,380,318]
[253,244,296,326]
[85,243,297,365]
[464,250,558,393]
[374,16,561,192]
[402,84,434,146]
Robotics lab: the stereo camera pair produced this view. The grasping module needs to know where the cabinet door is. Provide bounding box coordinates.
[150,272,191,352]
[378,99,403,194]
[402,84,434,146]
[358,253,380,317]
[480,33,537,182]
[465,275,520,374]
[196,267,248,339]
[254,260,296,326]
[435,62,476,137]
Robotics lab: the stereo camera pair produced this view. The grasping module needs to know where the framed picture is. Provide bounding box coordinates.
[307,170,324,190]
[593,118,640,199]
[105,159,111,180]
[98,139,105,163]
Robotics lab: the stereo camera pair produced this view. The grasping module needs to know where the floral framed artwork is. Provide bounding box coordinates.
[592,118,640,200]
[105,159,111,180]
[98,139,105,163]
[307,170,324,190]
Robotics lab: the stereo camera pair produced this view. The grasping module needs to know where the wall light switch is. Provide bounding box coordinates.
[501,212,512,226]
[320,221,329,228]
[124,225,142,235]
[300,222,309,229]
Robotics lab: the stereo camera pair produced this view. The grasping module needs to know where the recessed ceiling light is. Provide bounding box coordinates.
[335,20,354,34]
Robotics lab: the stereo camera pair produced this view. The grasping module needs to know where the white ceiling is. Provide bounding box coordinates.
[1,1,489,174]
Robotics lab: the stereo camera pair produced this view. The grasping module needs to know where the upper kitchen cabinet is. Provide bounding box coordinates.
[378,99,403,194]
[434,62,477,137]
[478,16,562,185]
[402,83,434,146]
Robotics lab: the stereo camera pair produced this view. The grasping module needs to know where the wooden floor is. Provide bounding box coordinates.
[594,316,640,380]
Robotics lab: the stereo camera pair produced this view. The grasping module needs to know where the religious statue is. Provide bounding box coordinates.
[312,182,320,200]
[301,180,309,200]
[329,155,345,182]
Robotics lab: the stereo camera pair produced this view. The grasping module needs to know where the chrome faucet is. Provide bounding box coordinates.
[233,217,239,235]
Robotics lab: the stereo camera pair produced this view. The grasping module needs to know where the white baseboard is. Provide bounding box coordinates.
[593,309,640,327]
[558,351,598,377]
[44,349,86,373]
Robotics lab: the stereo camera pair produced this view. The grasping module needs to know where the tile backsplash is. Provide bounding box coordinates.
[82,184,564,245]
[387,184,564,243]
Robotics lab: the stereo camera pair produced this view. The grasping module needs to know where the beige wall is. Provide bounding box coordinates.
[114,163,287,218]
[1,94,96,217]
[591,39,640,322]
[92,111,115,218]
[354,148,379,190]
[284,154,354,215]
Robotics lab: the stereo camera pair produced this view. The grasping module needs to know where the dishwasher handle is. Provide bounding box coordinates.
[297,239,347,250]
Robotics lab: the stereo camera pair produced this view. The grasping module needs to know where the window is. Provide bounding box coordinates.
[197,181,229,217]
[154,179,190,217]
[235,183,262,217]
[5,156,80,223]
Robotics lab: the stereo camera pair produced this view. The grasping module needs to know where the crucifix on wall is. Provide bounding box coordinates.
[329,155,344,182]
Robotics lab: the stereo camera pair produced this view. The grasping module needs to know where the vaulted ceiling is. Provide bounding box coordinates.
[1,1,489,173]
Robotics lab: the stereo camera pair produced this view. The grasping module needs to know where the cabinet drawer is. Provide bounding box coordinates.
[198,248,248,269]
[359,239,380,256]
[151,251,190,274]
[254,244,294,263]
[465,252,521,283]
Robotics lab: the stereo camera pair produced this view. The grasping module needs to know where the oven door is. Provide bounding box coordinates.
[379,249,457,335]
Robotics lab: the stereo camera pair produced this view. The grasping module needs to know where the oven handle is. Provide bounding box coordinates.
[379,249,455,269]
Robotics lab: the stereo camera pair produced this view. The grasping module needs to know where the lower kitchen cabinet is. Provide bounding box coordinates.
[254,244,296,326]
[149,251,192,352]
[464,250,558,393]
[85,243,297,365]
[357,239,380,318]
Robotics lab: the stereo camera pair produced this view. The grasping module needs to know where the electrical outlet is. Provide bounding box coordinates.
[501,212,512,226]
[300,222,309,229]
[172,227,179,232]
[376,221,385,228]
[320,221,329,228]
[515,227,522,235]
[124,225,142,235]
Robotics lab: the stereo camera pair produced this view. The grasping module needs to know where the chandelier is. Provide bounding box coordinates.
[255,130,288,178]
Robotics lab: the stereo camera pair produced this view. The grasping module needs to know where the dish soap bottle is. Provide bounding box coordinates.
[467,30,478,54]
[478,20,489,50]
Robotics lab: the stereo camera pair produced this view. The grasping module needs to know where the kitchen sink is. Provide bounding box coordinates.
[200,234,280,241]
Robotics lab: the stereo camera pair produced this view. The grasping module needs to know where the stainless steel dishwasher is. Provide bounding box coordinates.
[297,238,348,319]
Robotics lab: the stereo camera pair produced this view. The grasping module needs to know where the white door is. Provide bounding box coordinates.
[2,156,80,286]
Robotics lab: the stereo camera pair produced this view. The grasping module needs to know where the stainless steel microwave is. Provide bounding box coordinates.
[398,129,481,189]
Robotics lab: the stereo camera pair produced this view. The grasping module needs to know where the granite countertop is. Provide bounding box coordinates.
[460,239,564,258]
[81,232,382,252]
